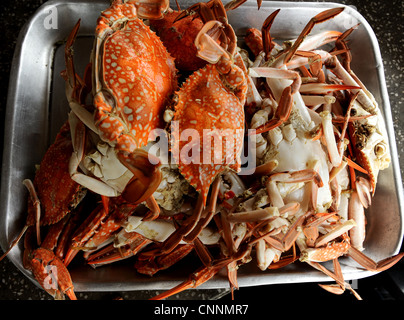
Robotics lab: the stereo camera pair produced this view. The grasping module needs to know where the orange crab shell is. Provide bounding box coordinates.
[347,122,379,191]
[149,10,207,72]
[300,241,350,262]
[245,28,264,57]
[171,64,245,203]
[96,17,177,149]
[27,122,84,227]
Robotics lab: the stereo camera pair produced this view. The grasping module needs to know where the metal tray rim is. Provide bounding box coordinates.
[1,0,403,293]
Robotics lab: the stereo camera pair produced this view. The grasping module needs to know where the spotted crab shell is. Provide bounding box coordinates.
[149,10,207,72]
[171,64,245,203]
[97,18,177,148]
[27,122,85,226]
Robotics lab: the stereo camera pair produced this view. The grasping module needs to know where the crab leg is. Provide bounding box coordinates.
[250,213,306,253]
[299,83,360,94]
[325,55,377,112]
[135,244,194,276]
[150,246,250,300]
[268,169,324,186]
[261,9,280,59]
[348,190,366,251]
[227,207,279,223]
[87,233,152,266]
[252,8,346,132]
[64,204,108,266]
[63,19,97,133]
[250,159,279,177]
[303,211,337,246]
[307,260,362,300]
[139,195,205,257]
[280,214,307,251]
[41,215,70,252]
[143,197,161,221]
[218,210,238,255]
[81,206,137,252]
[347,247,404,272]
[331,24,359,70]
[184,176,221,242]
[314,219,356,247]
[290,49,330,73]
[224,0,262,11]
[146,176,221,256]
[150,265,221,300]
[0,225,29,263]
[62,20,93,121]
[320,111,342,167]
[23,179,41,245]
[266,169,323,210]
[294,50,326,82]
[283,7,345,64]
[248,68,301,134]
[298,30,342,52]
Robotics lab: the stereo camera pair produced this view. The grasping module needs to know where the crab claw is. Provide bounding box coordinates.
[131,0,170,20]
[194,20,231,63]
[117,148,162,204]
[30,248,77,300]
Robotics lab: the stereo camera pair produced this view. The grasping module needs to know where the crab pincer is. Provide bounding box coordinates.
[30,248,77,300]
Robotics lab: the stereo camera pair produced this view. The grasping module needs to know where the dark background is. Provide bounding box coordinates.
[0,0,403,301]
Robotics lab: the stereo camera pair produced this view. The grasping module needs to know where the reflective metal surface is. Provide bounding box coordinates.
[1,0,403,293]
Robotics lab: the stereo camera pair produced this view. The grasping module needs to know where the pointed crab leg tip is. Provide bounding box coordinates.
[318,283,345,295]
[317,7,345,21]
[150,282,193,300]
[66,290,78,300]
[63,249,79,267]
[377,252,404,272]
[264,8,280,24]
[348,247,404,272]
[67,20,81,46]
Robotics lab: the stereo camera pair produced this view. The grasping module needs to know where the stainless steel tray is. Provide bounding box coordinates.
[1,0,403,293]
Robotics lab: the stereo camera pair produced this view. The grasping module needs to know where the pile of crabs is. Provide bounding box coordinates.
[1,0,403,300]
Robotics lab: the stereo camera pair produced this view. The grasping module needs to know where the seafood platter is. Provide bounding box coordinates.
[0,0,403,299]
